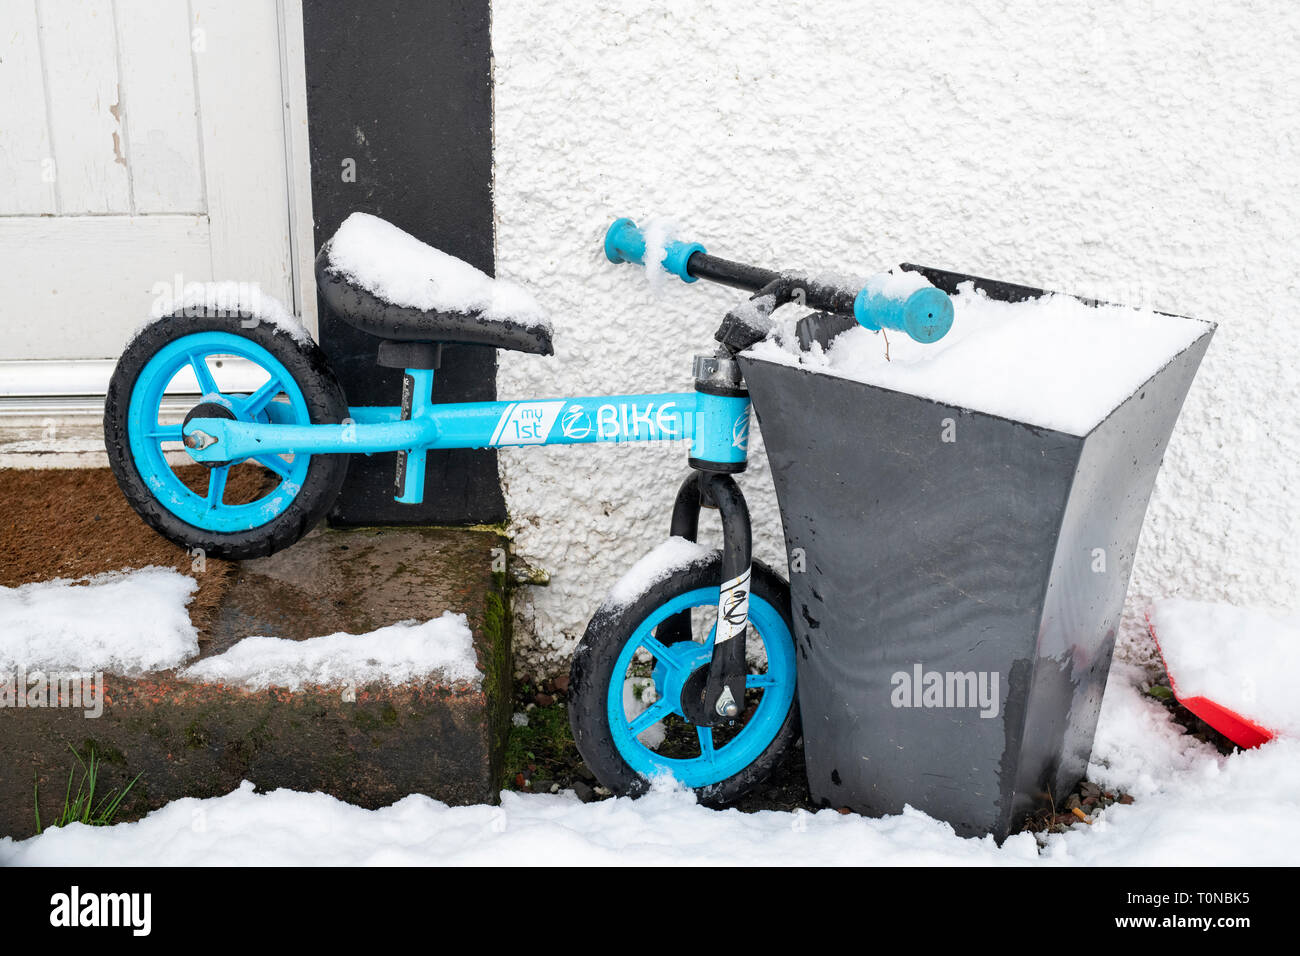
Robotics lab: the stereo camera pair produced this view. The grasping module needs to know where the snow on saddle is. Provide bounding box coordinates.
[316,212,553,356]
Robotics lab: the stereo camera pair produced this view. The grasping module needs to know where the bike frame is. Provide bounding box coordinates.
[175,218,955,726]
[183,369,752,505]
[183,364,755,722]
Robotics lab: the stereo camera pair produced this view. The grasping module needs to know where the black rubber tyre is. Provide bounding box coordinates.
[569,551,800,806]
[104,311,350,560]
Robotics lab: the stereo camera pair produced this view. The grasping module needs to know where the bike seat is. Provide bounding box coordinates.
[316,213,553,355]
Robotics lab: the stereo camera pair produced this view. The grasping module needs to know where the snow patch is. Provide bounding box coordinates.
[324,212,550,332]
[0,568,199,675]
[1082,661,1223,799]
[863,267,933,299]
[745,282,1209,436]
[623,676,666,748]
[132,282,312,347]
[639,217,681,294]
[1044,667,1299,864]
[604,536,713,609]
[179,613,482,691]
[1148,598,1300,738]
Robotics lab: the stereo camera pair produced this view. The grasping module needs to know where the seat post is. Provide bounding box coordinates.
[376,340,441,370]
[394,366,435,504]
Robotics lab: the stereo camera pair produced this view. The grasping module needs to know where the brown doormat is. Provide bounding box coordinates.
[0,465,268,640]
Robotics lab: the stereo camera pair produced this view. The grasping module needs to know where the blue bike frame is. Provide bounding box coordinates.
[171,216,957,726]
[183,370,751,506]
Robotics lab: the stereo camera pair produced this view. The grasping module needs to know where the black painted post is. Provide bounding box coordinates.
[301,0,505,525]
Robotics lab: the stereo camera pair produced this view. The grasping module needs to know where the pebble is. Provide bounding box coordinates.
[571,780,596,803]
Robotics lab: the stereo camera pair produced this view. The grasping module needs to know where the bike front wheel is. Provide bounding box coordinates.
[569,548,799,805]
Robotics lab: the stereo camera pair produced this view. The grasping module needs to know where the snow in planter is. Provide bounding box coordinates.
[1148,598,1300,738]
[323,212,551,332]
[746,277,1210,436]
[4,656,1296,865]
[179,613,481,692]
[0,567,199,676]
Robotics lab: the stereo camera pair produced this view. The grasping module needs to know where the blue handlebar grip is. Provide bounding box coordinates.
[854,283,954,344]
[603,218,706,283]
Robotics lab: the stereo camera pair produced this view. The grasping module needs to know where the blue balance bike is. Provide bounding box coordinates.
[104,216,954,804]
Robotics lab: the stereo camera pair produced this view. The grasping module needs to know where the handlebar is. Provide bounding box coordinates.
[603,218,953,344]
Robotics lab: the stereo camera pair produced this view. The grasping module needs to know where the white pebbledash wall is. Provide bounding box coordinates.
[491,0,1300,675]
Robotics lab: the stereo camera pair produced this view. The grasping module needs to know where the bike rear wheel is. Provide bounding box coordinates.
[104,311,349,560]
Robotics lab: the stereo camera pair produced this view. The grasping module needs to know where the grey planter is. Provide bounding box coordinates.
[738,266,1213,841]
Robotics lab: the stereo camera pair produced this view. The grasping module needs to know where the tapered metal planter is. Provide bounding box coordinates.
[738,266,1214,840]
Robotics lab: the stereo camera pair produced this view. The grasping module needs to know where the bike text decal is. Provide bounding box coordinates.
[490,402,565,445]
[595,401,680,441]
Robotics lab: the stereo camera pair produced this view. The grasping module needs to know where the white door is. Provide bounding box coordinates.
[0,0,312,363]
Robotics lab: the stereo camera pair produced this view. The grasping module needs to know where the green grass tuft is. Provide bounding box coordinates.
[34,744,141,834]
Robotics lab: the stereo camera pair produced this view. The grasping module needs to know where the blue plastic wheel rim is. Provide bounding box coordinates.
[606,586,796,788]
[126,331,311,533]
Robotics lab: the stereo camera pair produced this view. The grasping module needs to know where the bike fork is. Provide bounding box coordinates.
[668,470,752,725]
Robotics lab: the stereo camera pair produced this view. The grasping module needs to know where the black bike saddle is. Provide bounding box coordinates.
[316,212,554,356]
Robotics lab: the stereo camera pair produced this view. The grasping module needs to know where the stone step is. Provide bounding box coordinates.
[1,525,512,839]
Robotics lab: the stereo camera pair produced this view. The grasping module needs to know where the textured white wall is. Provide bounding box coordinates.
[492,0,1300,675]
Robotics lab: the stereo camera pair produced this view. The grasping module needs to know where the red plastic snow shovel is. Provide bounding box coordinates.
[1146,612,1276,749]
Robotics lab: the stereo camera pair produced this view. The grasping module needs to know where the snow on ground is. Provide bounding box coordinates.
[745,281,1209,436]
[1148,598,1300,737]
[324,212,550,331]
[2,570,1290,864]
[0,567,199,675]
[1044,660,1297,865]
[179,613,481,691]
[4,658,1295,865]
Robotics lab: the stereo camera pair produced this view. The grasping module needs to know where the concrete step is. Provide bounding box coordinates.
[1,525,512,839]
